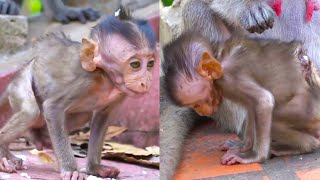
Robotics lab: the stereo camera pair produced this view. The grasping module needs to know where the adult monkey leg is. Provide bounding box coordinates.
[86,109,119,178]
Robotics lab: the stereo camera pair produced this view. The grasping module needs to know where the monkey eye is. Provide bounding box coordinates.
[130,61,141,69]
[147,60,155,68]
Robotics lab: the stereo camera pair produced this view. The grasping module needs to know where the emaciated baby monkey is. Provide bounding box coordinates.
[0,7,156,180]
[163,32,320,165]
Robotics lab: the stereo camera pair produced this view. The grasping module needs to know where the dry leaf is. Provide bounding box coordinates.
[102,142,151,156]
[146,146,160,156]
[105,126,127,140]
[29,149,54,164]
[102,153,159,168]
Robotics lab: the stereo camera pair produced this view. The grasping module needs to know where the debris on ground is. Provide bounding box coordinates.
[29,149,55,164]
[69,127,160,168]
[20,172,31,179]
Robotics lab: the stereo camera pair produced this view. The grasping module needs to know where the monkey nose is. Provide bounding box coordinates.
[140,82,150,91]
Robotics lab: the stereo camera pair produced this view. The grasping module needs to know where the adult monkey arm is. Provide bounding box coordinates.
[160,78,197,180]
[209,0,276,34]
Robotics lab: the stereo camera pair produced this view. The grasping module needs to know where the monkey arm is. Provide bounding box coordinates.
[182,0,232,43]
[42,99,78,173]
[42,0,100,24]
[86,110,120,178]
[0,0,19,15]
[210,0,276,34]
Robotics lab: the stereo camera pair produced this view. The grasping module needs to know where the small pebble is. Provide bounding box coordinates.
[20,172,31,179]
[87,175,104,180]
[142,170,147,175]
[0,174,11,179]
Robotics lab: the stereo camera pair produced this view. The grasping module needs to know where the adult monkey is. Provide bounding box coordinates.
[160,0,320,179]
[0,0,100,24]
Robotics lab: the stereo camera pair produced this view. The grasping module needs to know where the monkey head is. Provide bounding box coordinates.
[80,8,156,96]
[163,33,223,116]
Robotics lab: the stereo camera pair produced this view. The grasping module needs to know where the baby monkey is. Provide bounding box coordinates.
[0,7,156,180]
[162,32,320,165]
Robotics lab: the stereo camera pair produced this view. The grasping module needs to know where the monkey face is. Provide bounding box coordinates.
[175,76,218,116]
[81,33,156,96]
[122,53,156,93]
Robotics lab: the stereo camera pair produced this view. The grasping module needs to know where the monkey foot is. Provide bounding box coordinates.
[0,157,24,173]
[87,164,120,178]
[221,151,263,165]
[61,171,87,180]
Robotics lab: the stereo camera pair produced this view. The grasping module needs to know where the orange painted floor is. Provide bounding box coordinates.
[174,120,320,180]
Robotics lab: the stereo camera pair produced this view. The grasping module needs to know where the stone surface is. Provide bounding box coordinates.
[0,15,28,54]
[160,5,182,46]
[122,0,158,11]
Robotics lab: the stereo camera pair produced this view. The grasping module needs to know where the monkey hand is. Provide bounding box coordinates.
[86,164,120,178]
[0,157,25,173]
[238,1,276,34]
[0,0,19,15]
[221,150,267,165]
[53,6,100,24]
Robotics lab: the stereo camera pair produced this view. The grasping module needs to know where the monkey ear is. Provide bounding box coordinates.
[80,38,98,72]
[197,52,223,80]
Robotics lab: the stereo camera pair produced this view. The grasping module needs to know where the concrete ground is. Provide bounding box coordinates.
[174,120,320,180]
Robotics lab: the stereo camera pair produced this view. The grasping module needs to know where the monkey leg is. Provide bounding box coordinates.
[270,122,320,156]
[0,85,40,172]
[273,92,310,120]
[0,144,24,173]
[86,110,120,178]
[43,100,86,180]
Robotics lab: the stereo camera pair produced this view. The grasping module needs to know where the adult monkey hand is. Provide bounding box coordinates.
[43,0,100,24]
[0,0,19,15]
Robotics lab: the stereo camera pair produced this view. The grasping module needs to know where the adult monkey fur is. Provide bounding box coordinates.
[160,0,320,179]
[0,8,157,180]
[0,0,100,24]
